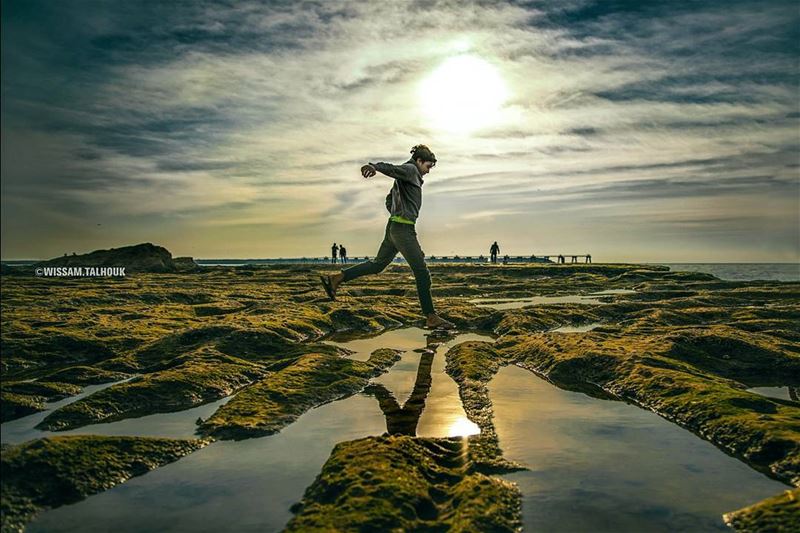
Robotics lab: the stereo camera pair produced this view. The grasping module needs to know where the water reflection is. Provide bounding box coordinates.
[364,350,433,436]
[0,376,138,444]
[26,327,486,532]
[490,365,789,532]
[551,322,603,333]
[363,331,480,438]
[469,289,635,310]
[329,328,486,438]
[747,386,799,403]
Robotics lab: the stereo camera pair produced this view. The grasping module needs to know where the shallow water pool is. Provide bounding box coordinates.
[26,328,485,532]
[490,365,789,532]
[470,289,636,310]
[19,326,790,532]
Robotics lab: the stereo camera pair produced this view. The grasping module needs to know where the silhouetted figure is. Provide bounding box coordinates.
[365,350,434,436]
[502,254,509,265]
[319,145,455,330]
[331,243,338,264]
[571,255,578,263]
[558,254,565,264]
[586,254,592,264]
[490,241,500,264]
[339,245,347,264]
[363,331,454,435]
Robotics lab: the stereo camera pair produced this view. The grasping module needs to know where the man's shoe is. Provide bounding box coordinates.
[426,314,456,330]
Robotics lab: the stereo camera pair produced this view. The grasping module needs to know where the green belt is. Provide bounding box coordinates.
[389,215,415,225]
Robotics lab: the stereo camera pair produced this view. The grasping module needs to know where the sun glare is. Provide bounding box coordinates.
[419,54,509,134]
[447,416,481,437]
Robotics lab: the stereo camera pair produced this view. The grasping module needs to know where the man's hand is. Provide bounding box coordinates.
[361,164,377,179]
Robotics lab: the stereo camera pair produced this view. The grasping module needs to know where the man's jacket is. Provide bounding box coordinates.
[370,159,424,223]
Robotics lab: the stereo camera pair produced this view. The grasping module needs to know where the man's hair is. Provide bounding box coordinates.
[411,144,436,166]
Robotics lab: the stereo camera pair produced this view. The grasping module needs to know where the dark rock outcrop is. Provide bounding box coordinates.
[33,243,199,274]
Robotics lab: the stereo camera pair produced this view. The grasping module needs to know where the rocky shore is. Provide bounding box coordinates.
[1,260,797,530]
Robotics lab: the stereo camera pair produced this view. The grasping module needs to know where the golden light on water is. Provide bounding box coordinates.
[447,416,480,437]
[418,54,509,134]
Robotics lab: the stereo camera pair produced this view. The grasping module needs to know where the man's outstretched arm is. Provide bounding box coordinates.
[362,162,415,182]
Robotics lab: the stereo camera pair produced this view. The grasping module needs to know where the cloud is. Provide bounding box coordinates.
[1,0,798,261]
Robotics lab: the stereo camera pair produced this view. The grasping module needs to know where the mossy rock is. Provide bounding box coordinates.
[199,348,401,440]
[286,435,522,532]
[1,334,116,378]
[37,349,267,431]
[0,391,45,423]
[723,487,800,532]
[1,381,81,402]
[662,326,800,382]
[40,365,131,386]
[0,435,206,531]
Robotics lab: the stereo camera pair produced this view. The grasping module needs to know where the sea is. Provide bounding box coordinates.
[649,263,799,282]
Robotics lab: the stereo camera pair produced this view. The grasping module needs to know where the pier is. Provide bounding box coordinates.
[195,254,592,266]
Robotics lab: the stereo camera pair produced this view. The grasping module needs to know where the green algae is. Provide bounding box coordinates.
[0,382,83,423]
[723,487,800,532]
[1,381,81,401]
[37,348,267,431]
[40,365,131,386]
[0,435,206,532]
[198,348,402,440]
[285,435,522,532]
[0,392,45,423]
[1,333,116,378]
[3,262,799,531]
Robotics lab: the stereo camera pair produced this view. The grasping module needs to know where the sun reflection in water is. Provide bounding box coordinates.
[447,416,480,438]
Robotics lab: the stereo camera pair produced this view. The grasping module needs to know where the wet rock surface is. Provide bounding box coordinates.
[198,347,402,440]
[285,435,522,532]
[0,435,207,532]
[1,262,798,530]
[722,487,800,531]
[37,348,267,431]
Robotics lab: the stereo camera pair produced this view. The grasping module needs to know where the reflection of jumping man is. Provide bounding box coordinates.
[319,145,455,330]
[364,331,454,435]
[365,350,434,436]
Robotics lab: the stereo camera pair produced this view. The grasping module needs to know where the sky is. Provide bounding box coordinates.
[2,0,799,263]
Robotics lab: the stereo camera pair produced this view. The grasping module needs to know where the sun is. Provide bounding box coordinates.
[418,54,509,134]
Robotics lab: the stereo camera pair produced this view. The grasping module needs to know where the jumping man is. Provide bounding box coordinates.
[320,145,455,329]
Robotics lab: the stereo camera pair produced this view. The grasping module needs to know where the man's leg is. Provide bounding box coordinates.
[389,223,435,316]
[331,221,397,291]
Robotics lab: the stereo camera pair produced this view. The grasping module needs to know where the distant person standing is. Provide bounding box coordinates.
[331,243,339,264]
[503,254,509,265]
[490,241,500,264]
[339,245,347,264]
[319,145,455,330]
